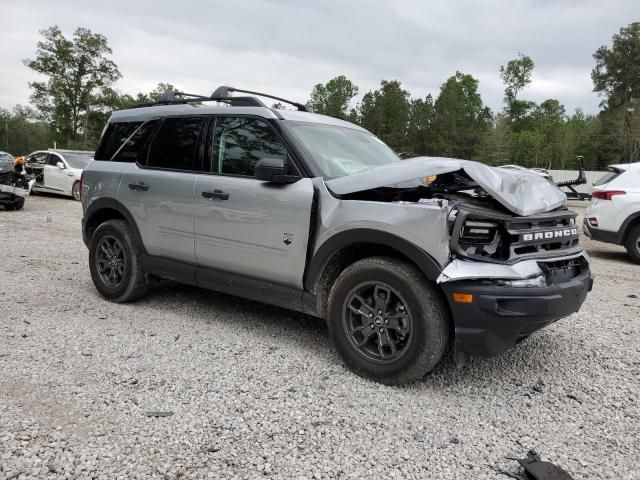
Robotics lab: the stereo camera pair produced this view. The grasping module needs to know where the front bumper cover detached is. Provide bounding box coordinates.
[440,266,593,358]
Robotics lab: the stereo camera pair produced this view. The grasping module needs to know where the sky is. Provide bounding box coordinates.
[1,0,638,115]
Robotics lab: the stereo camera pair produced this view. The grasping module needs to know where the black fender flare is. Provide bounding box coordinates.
[82,198,146,253]
[304,228,443,292]
[618,212,640,244]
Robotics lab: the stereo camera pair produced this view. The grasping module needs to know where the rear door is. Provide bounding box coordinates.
[193,116,314,289]
[117,117,205,265]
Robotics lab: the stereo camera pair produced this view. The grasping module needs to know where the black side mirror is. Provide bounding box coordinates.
[254,158,299,184]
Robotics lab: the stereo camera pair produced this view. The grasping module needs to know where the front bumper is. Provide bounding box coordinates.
[440,268,593,357]
[582,218,619,245]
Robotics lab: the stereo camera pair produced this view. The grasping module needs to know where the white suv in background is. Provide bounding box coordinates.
[583,162,640,263]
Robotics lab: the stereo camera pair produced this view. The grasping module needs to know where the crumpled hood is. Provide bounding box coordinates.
[325,157,567,216]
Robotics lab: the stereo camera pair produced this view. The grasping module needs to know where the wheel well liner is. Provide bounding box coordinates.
[83,198,145,252]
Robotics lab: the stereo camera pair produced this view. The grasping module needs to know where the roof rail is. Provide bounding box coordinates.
[126,86,307,112]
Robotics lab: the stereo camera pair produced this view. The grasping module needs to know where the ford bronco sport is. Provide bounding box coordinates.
[81,87,593,384]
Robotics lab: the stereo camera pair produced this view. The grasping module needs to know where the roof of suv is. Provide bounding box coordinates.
[109,103,368,132]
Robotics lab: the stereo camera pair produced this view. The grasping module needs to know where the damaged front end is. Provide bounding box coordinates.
[0,163,34,210]
[324,157,593,358]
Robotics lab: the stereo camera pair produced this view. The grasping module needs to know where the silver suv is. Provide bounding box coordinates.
[82,87,593,384]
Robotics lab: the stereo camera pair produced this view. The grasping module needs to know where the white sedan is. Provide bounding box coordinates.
[25,150,93,201]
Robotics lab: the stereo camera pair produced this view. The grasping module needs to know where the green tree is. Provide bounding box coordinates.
[592,22,640,162]
[0,106,52,155]
[431,72,492,159]
[405,94,434,155]
[24,26,121,146]
[308,75,359,119]
[500,53,536,129]
[359,80,411,150]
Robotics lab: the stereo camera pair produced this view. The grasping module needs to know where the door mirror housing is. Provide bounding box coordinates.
[254,158,299,184]
[56,161,65,170]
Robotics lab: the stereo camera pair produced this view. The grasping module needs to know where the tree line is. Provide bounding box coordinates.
[1,22,638,171]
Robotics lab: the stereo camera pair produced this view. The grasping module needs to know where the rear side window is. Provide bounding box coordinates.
[147,117,204,171]
[113,121,158,162]
[95,122,142,160]
[212,117,288,177]
[593,168,624,186]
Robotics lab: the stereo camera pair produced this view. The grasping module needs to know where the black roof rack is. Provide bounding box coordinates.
[127,86,307,112]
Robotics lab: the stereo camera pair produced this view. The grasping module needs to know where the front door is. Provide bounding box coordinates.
[44,153,72,192]
[193,116,314,289]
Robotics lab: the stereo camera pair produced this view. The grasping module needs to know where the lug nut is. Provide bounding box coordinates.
[368,313,373,318]
[369,323,375,329]
[384,319,389,324]
[379,327,384,333]
[377,310,382,315]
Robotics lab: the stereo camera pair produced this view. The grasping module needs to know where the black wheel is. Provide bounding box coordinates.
[72,181,81,201]
[624,224,640,264]
[88,219,150,302]
[327,256,450,384]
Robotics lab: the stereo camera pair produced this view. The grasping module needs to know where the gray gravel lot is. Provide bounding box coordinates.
[1,195,638,479]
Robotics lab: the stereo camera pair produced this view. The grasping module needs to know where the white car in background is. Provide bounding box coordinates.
[25,149,93,201]
[583,162,640,263]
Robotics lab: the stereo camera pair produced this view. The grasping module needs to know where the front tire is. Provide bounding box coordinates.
[624,224,640,264]
[88,219,150,302]
[327,256,450,385]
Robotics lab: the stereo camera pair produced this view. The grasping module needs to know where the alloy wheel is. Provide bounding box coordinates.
[342,281,413,364]
[95,236,126,288]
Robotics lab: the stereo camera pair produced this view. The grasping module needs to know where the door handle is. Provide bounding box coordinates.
[128,182,149,191]
[202,189,229,200]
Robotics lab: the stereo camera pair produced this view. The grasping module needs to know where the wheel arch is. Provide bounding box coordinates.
[619,212,640,244]
[304,229,443,318]
[83,198,145,253]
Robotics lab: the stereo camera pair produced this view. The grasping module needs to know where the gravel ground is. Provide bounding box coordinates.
[1,195,638,480]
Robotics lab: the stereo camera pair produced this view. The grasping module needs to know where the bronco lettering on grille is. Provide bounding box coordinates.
[521,228,578,242]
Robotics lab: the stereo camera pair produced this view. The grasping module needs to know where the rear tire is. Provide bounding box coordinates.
[72,181,81,201]
[624,224,640,264]
[327,256,450,385]
[88,219,150,302]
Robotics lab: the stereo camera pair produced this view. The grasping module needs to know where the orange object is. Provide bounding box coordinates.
[452,293,474,304]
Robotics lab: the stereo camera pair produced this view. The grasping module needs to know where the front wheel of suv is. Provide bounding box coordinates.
[88,219,150,302]
[327,256,450,385]
[624,224,640,264]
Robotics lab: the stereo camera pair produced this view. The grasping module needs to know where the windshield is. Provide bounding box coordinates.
[63,153,92,169]
[287,123,399,178]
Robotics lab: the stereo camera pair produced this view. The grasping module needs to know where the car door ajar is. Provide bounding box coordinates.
[194,116,314,289]
[117,117,203,267]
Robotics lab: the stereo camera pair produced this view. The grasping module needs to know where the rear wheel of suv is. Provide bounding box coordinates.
[624,224,640,264]
[89,219,150,302]
[327,256,450,385]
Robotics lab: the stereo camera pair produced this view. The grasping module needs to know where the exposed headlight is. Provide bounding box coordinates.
[460,220,498,244]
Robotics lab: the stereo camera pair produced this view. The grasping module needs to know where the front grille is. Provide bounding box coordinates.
[452,207,582,264]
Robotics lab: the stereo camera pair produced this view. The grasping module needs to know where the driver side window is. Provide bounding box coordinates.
[211,117,289,177]
[47,155,61,166]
